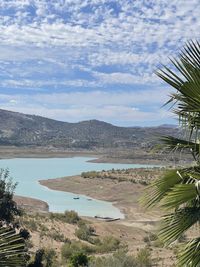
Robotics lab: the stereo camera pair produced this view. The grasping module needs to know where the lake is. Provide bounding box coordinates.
[0,157,155,218]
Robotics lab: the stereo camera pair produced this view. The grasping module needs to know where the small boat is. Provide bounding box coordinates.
[94,216,120,222]
[73,197,80,200]
[87,198,92,201]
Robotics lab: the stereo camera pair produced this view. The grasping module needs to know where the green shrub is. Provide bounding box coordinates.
[48,231,66,242]
[43,248,58,267]
[61,241,94,261]
[89,250,137,267]
[96,236,121,253]
[40,224,48,232]
[64,211,80,224]
[152,238,164,248]
[75,224,95,243]
[92,237,101,246]
[144,232,158,243]
[28,248,58,267]
[148,232,158,241]
[49,210,80,224]
[143,236,150,243]
[136,247,152,267]
[69,252,89,267]
[23,219,38,231]
[81,171,98,179]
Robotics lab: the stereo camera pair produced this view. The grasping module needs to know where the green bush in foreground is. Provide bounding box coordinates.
[136,248,152,267]
[64,210,80,224]
[68,252,89,267]
[0,168,22,224]
[89,250,138,267]
[89,248,153,267]
[61,241,95,261]
[61,236,122,265]
[75,223,95,243]
[28,248,58,267]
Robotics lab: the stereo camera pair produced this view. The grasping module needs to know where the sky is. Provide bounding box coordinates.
[0,0,199,126]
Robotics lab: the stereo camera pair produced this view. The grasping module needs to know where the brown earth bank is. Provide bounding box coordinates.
[0,146,100,159]
[14,195,49,212]
[0,145,191,165]
[39,168,164,222]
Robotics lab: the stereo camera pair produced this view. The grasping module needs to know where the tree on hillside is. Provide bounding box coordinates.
[0,169,21,224]
[0,169,27,266]
[142,41,200,266]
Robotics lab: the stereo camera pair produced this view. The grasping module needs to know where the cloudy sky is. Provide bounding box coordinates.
[0,0,199,126]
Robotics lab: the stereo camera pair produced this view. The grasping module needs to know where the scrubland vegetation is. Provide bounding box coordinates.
[21,209,158,267]
[81,167,165,185]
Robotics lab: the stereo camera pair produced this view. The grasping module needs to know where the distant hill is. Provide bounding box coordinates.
[0,109,180,150]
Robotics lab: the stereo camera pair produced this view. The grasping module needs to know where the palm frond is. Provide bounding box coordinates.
[140,169,182,208]
[156,40,200,134]
[157,135,200,160]
[0,227,26,267]
[142,40,200,265]
[158,135,198,151]
[180,166,200,180]
[178,237,200,267]
[159,207,200,245]
[161,184,197,209]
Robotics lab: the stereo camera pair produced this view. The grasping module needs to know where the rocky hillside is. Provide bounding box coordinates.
[0,109,180,149]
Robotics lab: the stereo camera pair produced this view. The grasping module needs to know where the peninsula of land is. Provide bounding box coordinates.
[39,168,163,221]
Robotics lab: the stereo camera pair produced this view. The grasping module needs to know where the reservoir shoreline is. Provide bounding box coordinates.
[39,175,127,219]
[0,146,167,165]
[39,173,160,222]
[1,156,147,218]
[0,152,162,219]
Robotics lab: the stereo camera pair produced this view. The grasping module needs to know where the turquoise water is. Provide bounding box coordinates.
[0,157,155,218]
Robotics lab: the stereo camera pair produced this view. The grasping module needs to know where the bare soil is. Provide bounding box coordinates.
[14,195,49,212]
[38,174,176,266]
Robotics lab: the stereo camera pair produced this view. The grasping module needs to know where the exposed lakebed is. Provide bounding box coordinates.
[0,157,155,218]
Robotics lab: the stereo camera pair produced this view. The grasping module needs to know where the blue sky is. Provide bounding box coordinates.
[0,0,199,126]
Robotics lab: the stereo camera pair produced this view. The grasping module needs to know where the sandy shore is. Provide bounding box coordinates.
[0,146,169,165]
[0,146,100,159]
[39,175,160,222]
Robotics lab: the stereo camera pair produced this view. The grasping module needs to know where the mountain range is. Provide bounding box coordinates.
[0,109,180,150]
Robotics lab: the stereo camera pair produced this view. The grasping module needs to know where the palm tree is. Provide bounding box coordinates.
[142,41,200,266]
[0,226,26,267]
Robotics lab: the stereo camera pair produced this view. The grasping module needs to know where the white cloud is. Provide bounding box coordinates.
[0,88,170,106]
[0,88,173,126]
[93,71,158,85]
[0,1,199,63]
[9,99,17,104]
[0,103,174,126]
[0,0,198,124]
